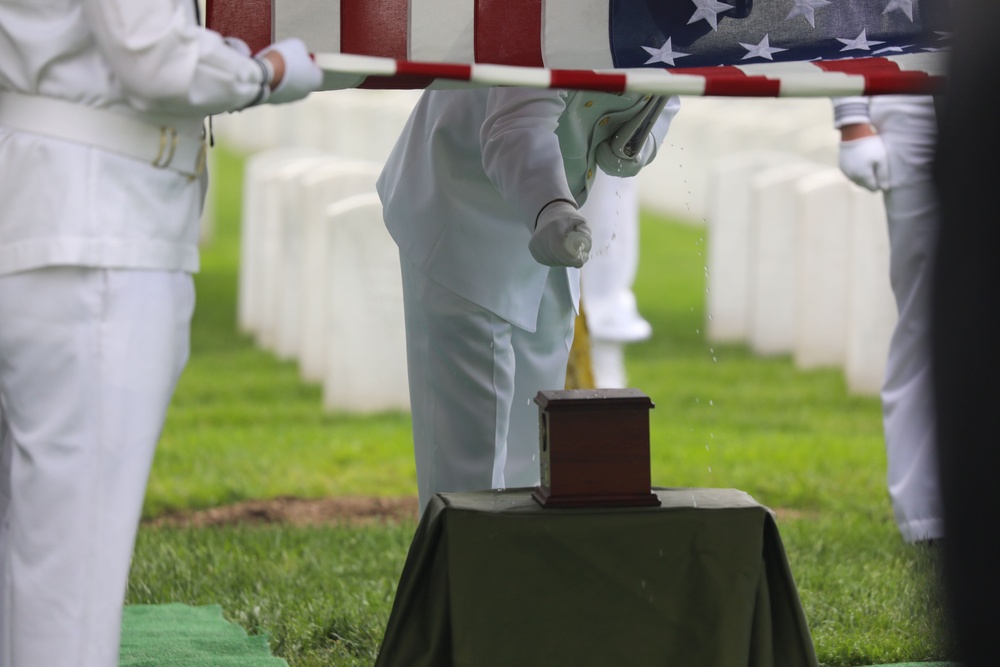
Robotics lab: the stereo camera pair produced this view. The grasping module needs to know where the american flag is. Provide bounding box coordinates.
[206,0,949,97]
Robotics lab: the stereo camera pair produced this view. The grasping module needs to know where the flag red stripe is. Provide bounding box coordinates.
[359,61,472,90]
[475,0,544,67]
[671,66,782,96]
[205,0,271,55]
[703,75,781,97]
[860,72,943,95]
[814,58,942,95]
[814,57,907,75]
[341,0,408,59]
[550,70,626,93]
[396,60,474,80]
[358,74,434,90]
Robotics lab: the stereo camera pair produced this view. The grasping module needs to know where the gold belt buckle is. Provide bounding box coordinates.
[188,140,207,181]
[152,125,207,180]
[152,126,179,169]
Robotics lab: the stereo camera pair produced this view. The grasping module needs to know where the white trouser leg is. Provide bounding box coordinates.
[872,98,943,542]
[401,256,514,514]
[0,267,193,667]
[504,269,576,489]
[400,256,576,511]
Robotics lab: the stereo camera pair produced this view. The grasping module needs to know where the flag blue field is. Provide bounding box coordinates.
[610,0,951,68]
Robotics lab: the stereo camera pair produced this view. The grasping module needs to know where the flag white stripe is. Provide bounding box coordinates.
[314,53,398,76]
[623,70,708,96]
[736,61,866,97]
[472,63,553,88]
[275,0,341,54]
[773,73,867,97]
[542,0,613,69]
[409,0,475,62]
[888,52,948,75]
[738,61,831,75]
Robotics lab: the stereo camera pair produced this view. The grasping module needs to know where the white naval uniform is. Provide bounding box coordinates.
[834,95,941,543]
[0,1,268,665]
[378,88,678,512]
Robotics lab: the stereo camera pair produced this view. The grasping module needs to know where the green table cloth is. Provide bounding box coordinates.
[375,487,818,667]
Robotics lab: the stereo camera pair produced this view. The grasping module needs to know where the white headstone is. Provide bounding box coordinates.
[794,169,853,369]
[254,156,330,354]
[296,160,382,382]
[238,148,327,337]
[747,161,826,356]
[272,156,362,360]
[322,194,410,413]
[706,150,797,344]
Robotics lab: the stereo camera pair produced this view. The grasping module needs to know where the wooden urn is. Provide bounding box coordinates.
[531,388,660,508]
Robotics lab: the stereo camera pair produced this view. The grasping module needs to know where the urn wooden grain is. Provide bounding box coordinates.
[531,388,660,508]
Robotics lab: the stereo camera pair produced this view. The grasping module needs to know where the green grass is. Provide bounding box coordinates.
[129,524,414,667]
[129,146,949,666]
[145,150,416,517]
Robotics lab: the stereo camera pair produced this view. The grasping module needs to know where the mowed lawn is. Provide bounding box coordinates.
[129,146,948,667]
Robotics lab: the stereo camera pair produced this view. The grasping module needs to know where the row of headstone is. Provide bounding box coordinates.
[704,149,896,395]
[213,90,420,413]
[238,148,410,413]
[213,91,894,402]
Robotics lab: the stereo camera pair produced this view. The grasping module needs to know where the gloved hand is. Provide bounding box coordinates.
[529,200,592,268]
[838,134,889,191]
[255,38,323,105]
[595,138,649,178]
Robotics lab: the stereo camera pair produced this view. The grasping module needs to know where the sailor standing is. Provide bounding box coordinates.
[833,94,941,544]
[378,87,678,513]
[0,1,321,665]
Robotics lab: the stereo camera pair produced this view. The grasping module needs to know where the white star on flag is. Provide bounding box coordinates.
[740,34,788,60]
[642,38,691,66]
[785,0,832,28]
[687,0,734,31]
[837,29,885,52]
[883,0,914,21]
[873,45,908,54]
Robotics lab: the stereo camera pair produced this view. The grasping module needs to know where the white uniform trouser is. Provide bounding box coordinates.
[0,267,194,667]
[870,96,942,543]
[400,255,576,514]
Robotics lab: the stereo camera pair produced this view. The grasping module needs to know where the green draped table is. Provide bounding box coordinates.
[375,487,818,667]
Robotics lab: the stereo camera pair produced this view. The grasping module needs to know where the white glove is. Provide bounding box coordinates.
[595,139,649,178]
[529,200,592,268]
[255,38,323,105]
[838,135,890,191]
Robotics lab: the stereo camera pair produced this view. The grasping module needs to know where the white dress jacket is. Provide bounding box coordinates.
[377,88,677,332]
[0,0,266,276]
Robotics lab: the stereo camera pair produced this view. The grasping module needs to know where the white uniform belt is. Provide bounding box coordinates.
[0,91,207,179]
